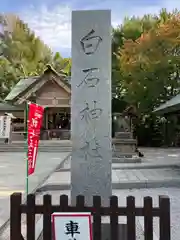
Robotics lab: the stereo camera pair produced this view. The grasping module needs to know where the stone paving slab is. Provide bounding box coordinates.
[53,168,180,184]
[114,168,180,182]
[38,166,180,193]
[40,170,120,188]
[112,162,180,169]
[55,162,180,171]
[42,172,71,185]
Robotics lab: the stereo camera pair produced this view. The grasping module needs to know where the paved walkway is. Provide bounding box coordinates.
[33,149,180,240]
[37,148,180,192]
[37,167,180,192]
[0,152,69,227]
[1,147,180,239]
[140,147,180,164]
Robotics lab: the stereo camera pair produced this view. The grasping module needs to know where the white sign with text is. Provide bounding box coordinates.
[0,116,11,138]
[52,212,92,240]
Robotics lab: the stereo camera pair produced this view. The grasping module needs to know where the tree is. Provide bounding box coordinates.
[119,11,180,113]
[111,9,180,146]
[0,57,22,98]
[52,52,71,75]
[112,27,124,99]
[2,14,53,76]
[111,13,158,100]
[0,13,71,99]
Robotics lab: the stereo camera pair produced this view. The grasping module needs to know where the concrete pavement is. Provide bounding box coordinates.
[32,152,180,240]
[0,152,70,227]
[1,147,180,239]
[32,148,180,240]
[36,167,180,192]
[36,151,180,192]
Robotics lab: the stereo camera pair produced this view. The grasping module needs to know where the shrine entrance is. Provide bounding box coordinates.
[3,65,71,140]
[48,112,70,130]
[41,107,71,140]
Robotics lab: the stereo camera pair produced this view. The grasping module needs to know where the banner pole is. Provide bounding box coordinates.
[25,102,29,197]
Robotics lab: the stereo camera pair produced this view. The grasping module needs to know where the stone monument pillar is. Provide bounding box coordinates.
[71,10,112,206]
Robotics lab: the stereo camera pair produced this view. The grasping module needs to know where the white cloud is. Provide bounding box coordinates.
[20,4,72,54]
[19,0,180,57]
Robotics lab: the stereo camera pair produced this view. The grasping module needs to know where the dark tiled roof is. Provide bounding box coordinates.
[5,76,39,101]
[0,101,23,111]
[5,65,71,101]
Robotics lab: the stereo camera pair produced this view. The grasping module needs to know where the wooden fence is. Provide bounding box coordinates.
[10,193,171,240]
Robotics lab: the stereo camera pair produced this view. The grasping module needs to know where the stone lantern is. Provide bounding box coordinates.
[112,111,141,163]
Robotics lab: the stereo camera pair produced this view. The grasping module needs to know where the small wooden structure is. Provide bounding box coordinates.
[154,94,180,146]
[2,65,71,140]
[10,193,170,240]
[154,93,180,114]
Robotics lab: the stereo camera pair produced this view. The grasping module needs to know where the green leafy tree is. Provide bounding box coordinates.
[3,15,53,76]
[0,14,71,99]
[52,52,71,75]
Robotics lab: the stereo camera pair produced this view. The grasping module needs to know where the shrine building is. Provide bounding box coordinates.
[0,65,71,140]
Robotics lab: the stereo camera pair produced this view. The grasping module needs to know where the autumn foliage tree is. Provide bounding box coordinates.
[119,12,180,113]
[111,10,180,146]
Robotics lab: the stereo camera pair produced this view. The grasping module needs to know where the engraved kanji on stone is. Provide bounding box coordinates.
[77,68,100,88]
[80,29,102,55]
[80,101,102,123]
[80,137,102,160]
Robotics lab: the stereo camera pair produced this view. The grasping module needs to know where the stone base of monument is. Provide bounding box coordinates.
[92,223,127,240]
[112,132,142,163]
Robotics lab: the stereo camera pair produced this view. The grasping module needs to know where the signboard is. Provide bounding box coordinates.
[0,116,11,138]
[27,103,44,175]
[52,212,93,240]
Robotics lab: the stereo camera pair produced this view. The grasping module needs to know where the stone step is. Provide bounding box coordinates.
[113,152,134,156]
[113,153,138,159]
[112,139,137,144]
[0,144,72,148]
[113,157,141,163]
[115,132,132,139]
[0,146,71,149]
[0,142,72,146]
[0,146,72,152]
[0,149,71,152]
[0,145,138,154]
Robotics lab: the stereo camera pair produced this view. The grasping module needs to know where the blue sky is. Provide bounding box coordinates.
[1,0,180,57]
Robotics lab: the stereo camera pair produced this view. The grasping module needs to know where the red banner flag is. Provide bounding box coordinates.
[27,103,44,176]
